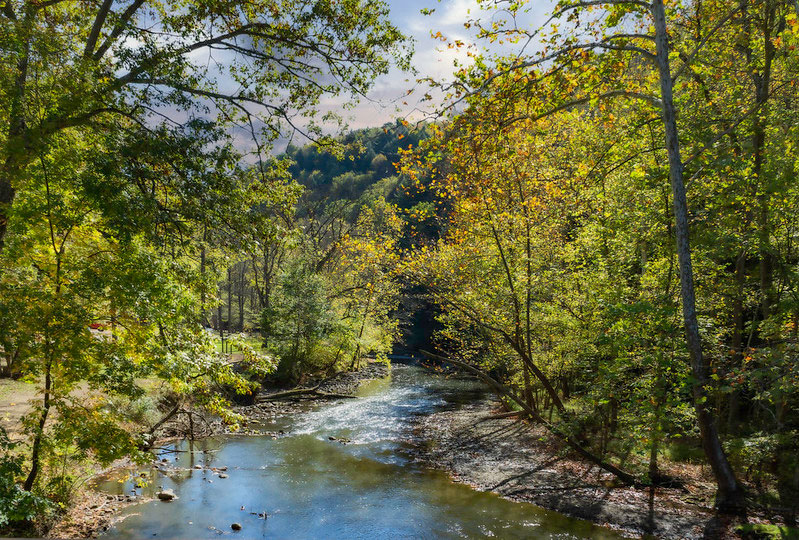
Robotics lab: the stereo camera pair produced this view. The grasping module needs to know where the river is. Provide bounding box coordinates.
[98,364,622,539]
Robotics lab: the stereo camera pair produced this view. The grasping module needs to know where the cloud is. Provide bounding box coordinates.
[438,0,483,27]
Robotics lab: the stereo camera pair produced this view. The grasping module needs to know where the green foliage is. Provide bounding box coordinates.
[400,0,799,505]
[262,261,337,383]
[0,429,49,527]
[736,523,799,540]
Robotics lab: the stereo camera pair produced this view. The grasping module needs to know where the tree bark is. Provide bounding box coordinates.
[728,252,746,433]
[257,386,357,401]
[651,0,743,511]
[227,267,232,331]
[24,358,51,491]
[750,0,776,326]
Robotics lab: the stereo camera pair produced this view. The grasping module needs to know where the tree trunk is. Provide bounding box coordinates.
[0,166,15,255]
[651,0,743,511]
[0,6,35,255]
[751,1,776,327]
[226,267,232,331]
[728,252,746,433]
[200,226,207,325]
[350,290,373,371]
[24,358,51,491]
[420,349,643,487]
[237,263,246,331]
[522,363,534,411]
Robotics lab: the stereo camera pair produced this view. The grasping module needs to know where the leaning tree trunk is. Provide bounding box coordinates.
[651,0,743,511]
[24,358,51,491]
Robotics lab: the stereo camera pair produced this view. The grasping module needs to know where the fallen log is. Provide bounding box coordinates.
[475,411,526,423]
[257,386,357,401]
[419,349,645,488]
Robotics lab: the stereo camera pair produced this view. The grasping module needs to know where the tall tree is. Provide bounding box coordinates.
[422,0,799,509]
[0,0,410,252]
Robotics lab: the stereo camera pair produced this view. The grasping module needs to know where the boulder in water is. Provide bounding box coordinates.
[231,523,242,531]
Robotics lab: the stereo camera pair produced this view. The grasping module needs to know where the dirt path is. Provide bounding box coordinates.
[0,378,38,439]
[411,399,740,539]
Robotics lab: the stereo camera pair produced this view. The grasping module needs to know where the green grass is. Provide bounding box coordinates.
[736,524,799,539]
[212,334,264,353]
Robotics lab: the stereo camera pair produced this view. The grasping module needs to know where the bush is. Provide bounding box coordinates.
[0,428,50,527]
[261,263,337,383]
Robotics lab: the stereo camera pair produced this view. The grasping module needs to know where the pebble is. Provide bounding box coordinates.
[231,523,242,531]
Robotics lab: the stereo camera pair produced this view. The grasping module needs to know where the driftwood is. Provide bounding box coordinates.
[140,399,185,450]
[476,411,526,423]
[257,385,357,401]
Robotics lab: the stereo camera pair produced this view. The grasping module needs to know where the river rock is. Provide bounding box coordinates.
[157,489,176,501]
[219,473,229,479]
[231,523,242,531]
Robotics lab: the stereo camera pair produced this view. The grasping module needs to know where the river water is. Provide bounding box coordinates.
[98,364,621,539]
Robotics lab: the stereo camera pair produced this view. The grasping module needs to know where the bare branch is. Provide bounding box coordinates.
[92,0,147,60]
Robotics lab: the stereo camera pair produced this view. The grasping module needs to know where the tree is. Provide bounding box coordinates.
[0,0,410,252]
[417,0,799,510]
[0,121,277,500]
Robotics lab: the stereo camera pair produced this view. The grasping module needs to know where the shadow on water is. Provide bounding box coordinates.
[98,365,623,539]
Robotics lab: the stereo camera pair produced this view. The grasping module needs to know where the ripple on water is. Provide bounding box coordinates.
[292,382,445,446]
[97,365,624,540]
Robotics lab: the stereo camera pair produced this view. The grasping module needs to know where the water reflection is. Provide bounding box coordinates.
[99,365,622,539]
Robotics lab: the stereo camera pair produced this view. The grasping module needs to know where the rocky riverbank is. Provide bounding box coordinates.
[157,360,391,437]
[232,360,390,428]
[46,361,391,539]
[410,398,746,539]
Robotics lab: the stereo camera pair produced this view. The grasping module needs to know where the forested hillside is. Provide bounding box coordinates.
[209,122,437,381]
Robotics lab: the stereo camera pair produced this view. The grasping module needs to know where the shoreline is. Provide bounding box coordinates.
[44,362,759,540]
[409,398,741,539]
[46,361,391,539]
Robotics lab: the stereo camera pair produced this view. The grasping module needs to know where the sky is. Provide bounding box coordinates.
[311,0,553,132]
[214,0,554,155]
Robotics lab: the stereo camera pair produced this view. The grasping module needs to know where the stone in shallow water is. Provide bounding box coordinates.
[231,523,242,531]
[156,489,176,501]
